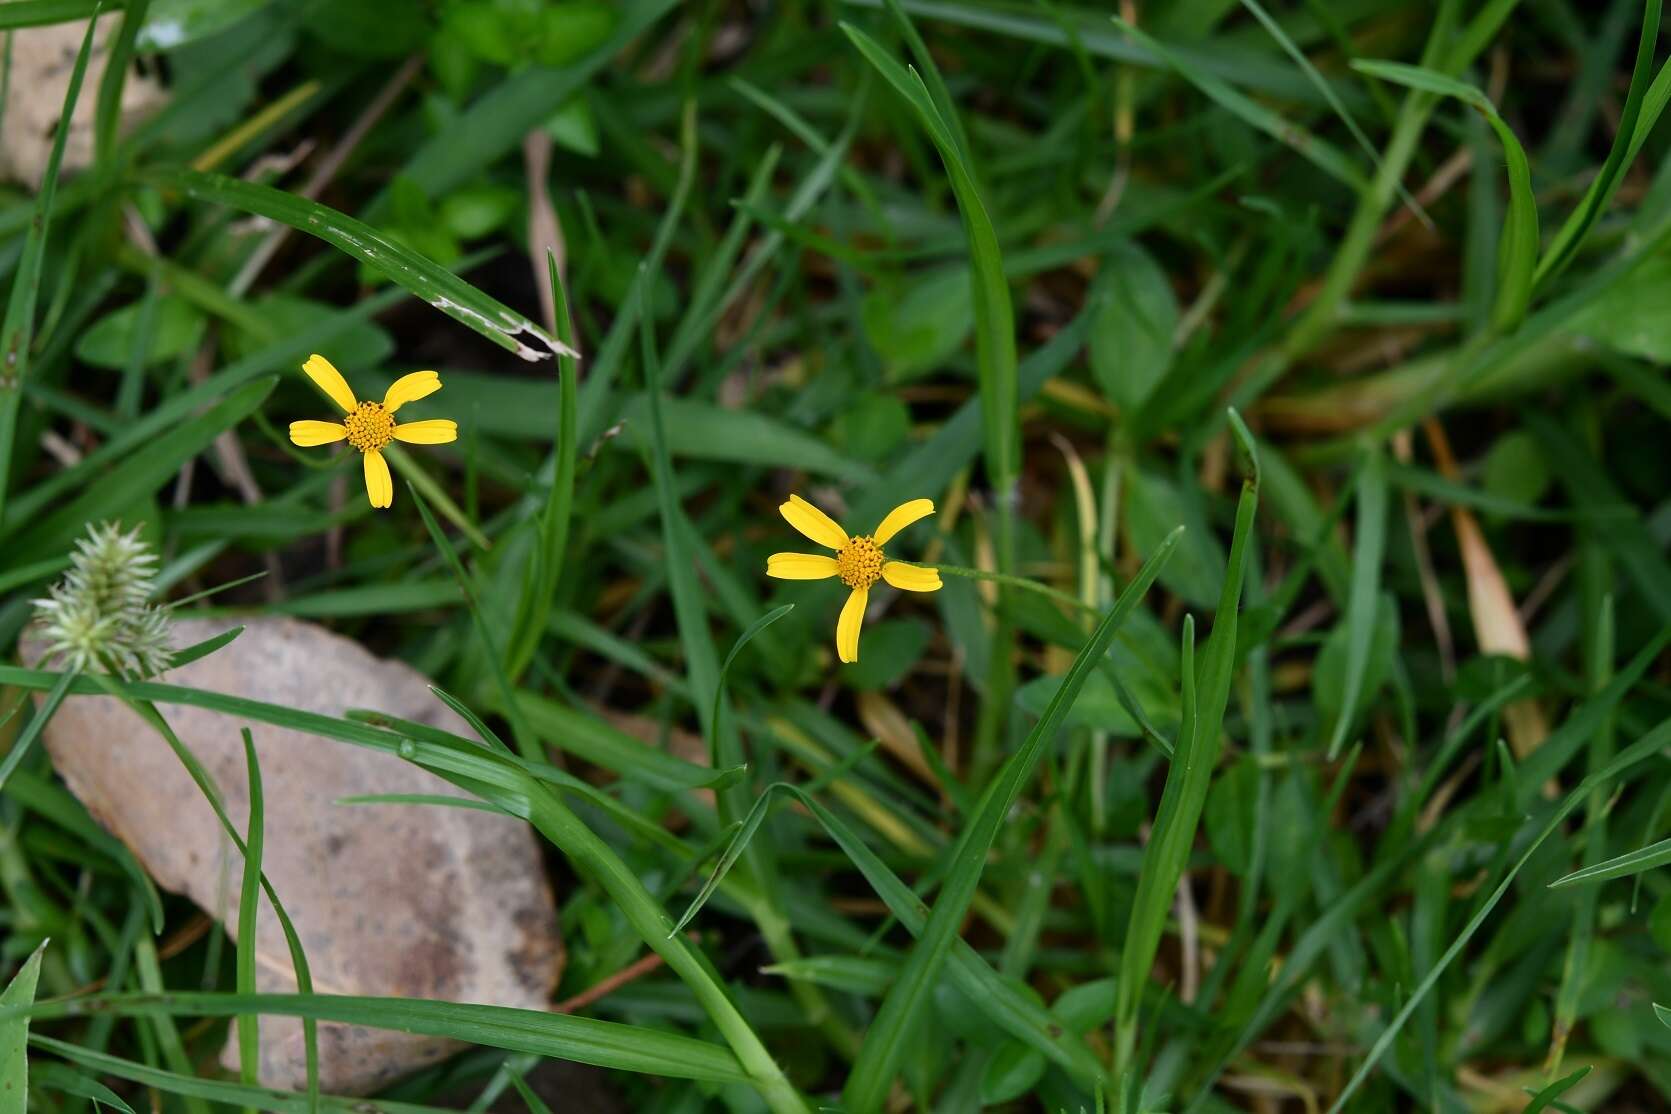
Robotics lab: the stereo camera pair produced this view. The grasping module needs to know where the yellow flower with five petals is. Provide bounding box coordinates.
[287,354,458,509]
[767,494,942,663]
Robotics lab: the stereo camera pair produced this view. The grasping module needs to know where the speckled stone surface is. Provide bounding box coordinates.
[26,617,562,1094]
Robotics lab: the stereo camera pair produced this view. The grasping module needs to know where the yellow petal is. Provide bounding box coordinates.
[288,420,347,447]
[767,552,839,580]
[391,418,458,444]
[780,494,848,550]
[837,587,868,663]
[363,449,393,509]
[382,370,441,413]
[873,498,934,545]
[882,560,942,593]
[303,353,357,414]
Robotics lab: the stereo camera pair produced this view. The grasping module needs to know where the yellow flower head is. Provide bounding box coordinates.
[287,354,458,509]
[766,494,942,663]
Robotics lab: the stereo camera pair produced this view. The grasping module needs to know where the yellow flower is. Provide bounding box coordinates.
[766,494,942,663]
[287,354,458,509]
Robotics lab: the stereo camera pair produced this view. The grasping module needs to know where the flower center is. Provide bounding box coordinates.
[837,535,884,590]
[344,401,395,452]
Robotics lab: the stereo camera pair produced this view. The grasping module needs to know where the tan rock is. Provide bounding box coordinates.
[25,617,562,1094]
[2,17,167,188]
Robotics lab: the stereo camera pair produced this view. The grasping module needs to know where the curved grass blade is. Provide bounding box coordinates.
[844,526,1183,1111]
[152,169,574,363]
[1548,834,1671,889]
[1114,16,1367,192]
[1350,59,1537,329]
[7,993,751,1085]
[1534,0,1662,286]
[30,1062,136,1114]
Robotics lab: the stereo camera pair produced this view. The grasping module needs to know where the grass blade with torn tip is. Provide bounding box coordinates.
[1329,444,1386,759]
[1349,60,1537,328]
[6,993,752,1085]
[0,941,46,1114]
[0,9,97,524]
[236,728,263,1111]
[151,169,573,363]
[1115,416,1258,1071]
[844,526,1181,1111]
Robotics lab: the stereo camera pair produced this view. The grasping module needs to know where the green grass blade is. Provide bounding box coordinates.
[1548,835,1671,888]
[1534,0,1661,285]
[151,169,572,363]
[1328,444,1386,759]
[8,377,275,559]
[0,667,72,794]
[844,526,1182,1111]
[1327,715,1671,1111]
[0,940,46,1114]
[236,728,264,1110]
[0,9,97,524]
[1115,17,1367,192]
[506,249,578,681]
[30,1036,451,1114]
[1115,417,1259,1070]
[7,993,751,1084]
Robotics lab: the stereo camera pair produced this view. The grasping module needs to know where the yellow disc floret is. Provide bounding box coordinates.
[343,401,395,452]
[837,535,884,589]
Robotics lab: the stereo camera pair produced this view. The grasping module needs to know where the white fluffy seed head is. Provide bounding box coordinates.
[32,522,173,678]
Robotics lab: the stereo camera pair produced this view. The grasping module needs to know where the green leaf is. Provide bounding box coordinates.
[1124,466,1226,608]
[0,941,46,1114]
[619,393,877,480]
[75,295,207,369]
[235,729,264,1095]
[841,619,930,691]
[1089,241,1178,414]
[1350,60,1536,328]
[137,0,271,49]
[861,266,973,382]
[980,1042,1047,1105]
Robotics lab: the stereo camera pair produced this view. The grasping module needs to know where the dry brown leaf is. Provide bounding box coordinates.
[25,617,562,1094]
[1423,419,1548,757]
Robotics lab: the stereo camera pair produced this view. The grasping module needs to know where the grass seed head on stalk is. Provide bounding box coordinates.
[32,521,173,678]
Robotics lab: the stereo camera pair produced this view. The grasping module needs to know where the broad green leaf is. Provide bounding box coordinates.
[861,266,973,382]
[0,942,46,1114]
[1089,241,1178,414]
[75,295,206,369]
